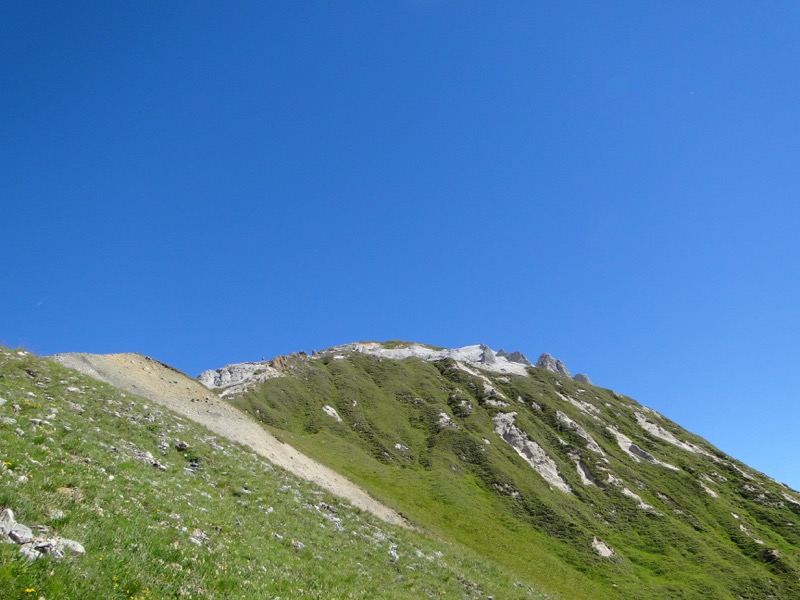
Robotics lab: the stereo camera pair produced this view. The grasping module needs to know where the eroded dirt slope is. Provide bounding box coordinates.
[49,352,409,528]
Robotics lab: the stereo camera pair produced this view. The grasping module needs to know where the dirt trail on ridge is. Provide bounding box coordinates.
[49,352,410,528]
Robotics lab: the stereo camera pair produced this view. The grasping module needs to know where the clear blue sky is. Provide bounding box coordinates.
[2,2,799,489]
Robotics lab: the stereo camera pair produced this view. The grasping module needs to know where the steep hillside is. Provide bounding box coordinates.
[0,348,546,599]
[50,352,407,526]
[217,342,800,600]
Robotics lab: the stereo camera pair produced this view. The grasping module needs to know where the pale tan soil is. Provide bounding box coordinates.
[49,352,410,528]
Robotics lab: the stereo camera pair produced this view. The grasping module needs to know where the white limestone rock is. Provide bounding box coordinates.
[198,360,283,396]
[573,373,592,384]
[322,405,343,422]
[493,412,571,494]
[592,536,615,558]
[535,353,571,377]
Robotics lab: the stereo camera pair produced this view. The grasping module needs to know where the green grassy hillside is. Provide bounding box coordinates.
[233,348,800,599]
[0,348,546,600]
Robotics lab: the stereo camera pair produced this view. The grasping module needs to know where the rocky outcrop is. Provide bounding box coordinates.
[633,411,711,457]
[573,373,592,384]
[198,360,284,397]
[535,353,571,377]
[606,426,680,471]
[478,344,496,365]
[338,343,533,376]
[0,508,85,561]
[592,536,614,558]
[496,350,533,366]
[198,361,267,388]
[438,411,458,429]
[555,410,604,455]
[493,412,571,493]
[322,405,343,422]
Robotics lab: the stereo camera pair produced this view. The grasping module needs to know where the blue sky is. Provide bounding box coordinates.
[2,2,799,489]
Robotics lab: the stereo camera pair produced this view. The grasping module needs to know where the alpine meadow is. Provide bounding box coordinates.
[2,342,798,599]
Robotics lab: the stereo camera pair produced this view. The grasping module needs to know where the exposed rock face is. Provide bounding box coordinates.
[621,486,656,511]
[606,426,679,471]
[437,411,458,429]
[493,412,571,493]
[198,361,268,387]
[573,373,592,384]
[555,410,604,455]
[536,353,571,377]
[322,405,343,422]
[332,343,533,376]
[479,344,496,365]
[569,452,598,486]
[198,360,283,397]
[633,411,711,457]
[592,536,614,558]
[496,350,533,366]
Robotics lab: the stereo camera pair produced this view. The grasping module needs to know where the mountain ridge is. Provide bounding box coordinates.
[197,341,594,397]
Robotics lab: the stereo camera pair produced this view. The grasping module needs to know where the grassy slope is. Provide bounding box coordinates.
[0,348,546,600]
[233,352,800,600]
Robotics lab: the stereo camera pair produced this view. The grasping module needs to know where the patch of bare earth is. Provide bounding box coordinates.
[49,352,409,528]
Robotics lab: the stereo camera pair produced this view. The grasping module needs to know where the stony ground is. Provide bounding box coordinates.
[49,352,409,528]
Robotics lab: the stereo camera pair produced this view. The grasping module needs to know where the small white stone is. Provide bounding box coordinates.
[592,536,614,558]
[322,405,343,422]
